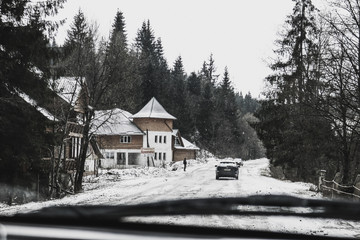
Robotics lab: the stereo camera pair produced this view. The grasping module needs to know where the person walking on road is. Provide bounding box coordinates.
[183,158,187,171]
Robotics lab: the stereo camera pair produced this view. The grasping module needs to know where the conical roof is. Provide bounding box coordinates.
[132,97,176,120]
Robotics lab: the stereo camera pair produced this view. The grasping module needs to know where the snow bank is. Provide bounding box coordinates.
[83,167,172,191]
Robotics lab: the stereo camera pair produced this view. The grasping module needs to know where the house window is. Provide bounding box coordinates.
[120,135,131,143]
[105,152,114,159]
[155,135,158,143]
[159,136,162,143]
[154,152,157,160]
[163,153,166,161]
[175,137,181,146]
[159,152,162,160]
[117,152,126,165]
[164,136,166,144]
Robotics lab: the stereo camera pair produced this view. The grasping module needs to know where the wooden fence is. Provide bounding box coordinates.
[319,173,360,201]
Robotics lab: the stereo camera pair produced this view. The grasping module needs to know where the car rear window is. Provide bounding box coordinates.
[219,162,236,165]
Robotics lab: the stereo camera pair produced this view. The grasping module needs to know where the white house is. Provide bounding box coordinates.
[91,97,199,169]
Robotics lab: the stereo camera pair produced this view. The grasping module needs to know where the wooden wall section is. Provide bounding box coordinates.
[133,118,173,132]
[173,149,197,162]
[97,135,143,149]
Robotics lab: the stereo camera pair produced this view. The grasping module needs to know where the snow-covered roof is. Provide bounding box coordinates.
[132,97,176,120]
[172,129,199,150]
[93,108,144,135]
[51,77,81,104]
[172,129,179,136]
[18,91,59,121]
[175,137,200,150]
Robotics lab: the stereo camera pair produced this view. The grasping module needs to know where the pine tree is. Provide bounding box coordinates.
[185,72,202,139]
[257,0,339,182]
[154,38,170,104]
[267,0,319,103]
[63,9,92,77]
[187,72,201,96]
[135,21,158,104]
[198,81,214,147]
[100,10,140,111]
[135,20,156,57]
[197,55,219,150]
[135,20,169,106]
[170,56,192,133]
[201,54,219,86]
[110,10,127,47]
[0,0,65,203]
[171,56,186,106]
[212,67,241,156]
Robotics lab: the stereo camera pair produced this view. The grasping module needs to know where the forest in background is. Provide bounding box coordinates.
[0,0,264,202]
[54,9,265,159]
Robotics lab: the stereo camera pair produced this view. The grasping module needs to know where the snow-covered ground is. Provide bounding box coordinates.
[1,158,360,238]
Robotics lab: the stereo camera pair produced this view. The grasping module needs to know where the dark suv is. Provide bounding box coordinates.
[215,161,239,180]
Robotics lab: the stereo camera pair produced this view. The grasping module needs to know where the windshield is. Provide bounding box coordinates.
[1,0,360,239]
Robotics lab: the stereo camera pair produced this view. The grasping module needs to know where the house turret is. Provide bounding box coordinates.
[132,97,176,132]
[132,97,176,163]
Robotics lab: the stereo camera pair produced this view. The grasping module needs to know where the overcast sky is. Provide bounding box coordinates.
[54,0,296,98]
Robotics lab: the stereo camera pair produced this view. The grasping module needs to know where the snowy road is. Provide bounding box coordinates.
[1,158,360,238]
[47,158,314,208]
[80,158,317,205]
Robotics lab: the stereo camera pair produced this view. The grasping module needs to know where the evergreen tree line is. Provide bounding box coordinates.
[254,0,360,184]
[57,9,265,160]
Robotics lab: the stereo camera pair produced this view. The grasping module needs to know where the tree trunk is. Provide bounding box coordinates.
[358,8,360,108]
[342,137,350,184]
[340,74,350,184]
[74,112,91,193]
[298,0,306,103]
